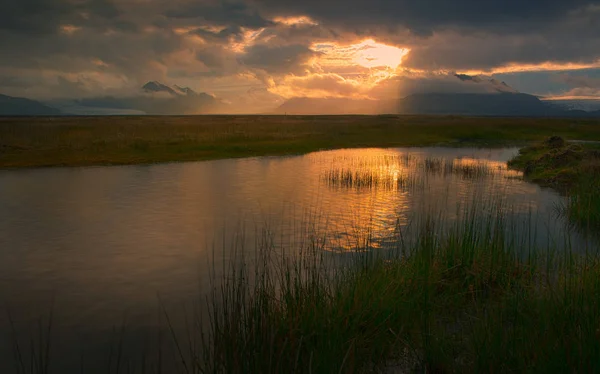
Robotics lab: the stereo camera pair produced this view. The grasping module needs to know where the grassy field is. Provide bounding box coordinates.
[2,115,600,168]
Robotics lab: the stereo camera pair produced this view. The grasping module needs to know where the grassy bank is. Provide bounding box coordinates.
[2,115,600,168]
[508,137,600,231]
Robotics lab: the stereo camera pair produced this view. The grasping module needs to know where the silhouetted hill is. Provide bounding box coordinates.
[0,94,62,116]
[274,93,600,117]
[76,93,220,115]
[273,97,389,114]
[69,81,220,115]
[398,93,566,116]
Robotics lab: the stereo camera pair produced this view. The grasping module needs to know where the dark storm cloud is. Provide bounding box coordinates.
[0,0,121,34]
[192,26,242,41]
[401,30,600,71]
[239,44,318,73]
[245,0,600,72]
[255,22,341,45]
[250,0,596,35]
[0,0,71,34]
[166,1,273,29]
[0,75,38,88]
[557,73,600,89]
[1,0,600,103]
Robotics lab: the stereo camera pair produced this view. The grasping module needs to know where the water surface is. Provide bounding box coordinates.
[0,147,593,372]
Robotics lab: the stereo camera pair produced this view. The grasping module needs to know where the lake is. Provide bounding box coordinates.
[0,147,594,372]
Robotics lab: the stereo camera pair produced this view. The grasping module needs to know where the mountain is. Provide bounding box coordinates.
[273,75,540,116]
[398,93,567,116]
[454,74,518,93]
[542,99,600,112]
[142,81,178,96]
[273,92,598,117]
[75,93,220,115]
[143,81,199,97]
[273,97,388,115]
[0,94,62,116]
[66,81,221,115]
[173,85,198,96]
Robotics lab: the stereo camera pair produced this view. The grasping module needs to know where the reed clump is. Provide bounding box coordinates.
[192,203,600,373]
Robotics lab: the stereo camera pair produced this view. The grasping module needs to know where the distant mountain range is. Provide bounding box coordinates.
[399,92,563,116]
[0,94,62,116]
[2,77,600,116]
[545,99,600,112]
[274,97,388,115]
[273,75,553,115]
[273,93,600,117]
[273,76,600,117]
[73,83,220,115]
[142,81,201,97]
[0,81,221,116]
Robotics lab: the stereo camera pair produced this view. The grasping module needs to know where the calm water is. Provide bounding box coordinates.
[0,147,594,372]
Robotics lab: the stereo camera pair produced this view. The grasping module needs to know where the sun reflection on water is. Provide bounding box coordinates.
[311,148,533,252]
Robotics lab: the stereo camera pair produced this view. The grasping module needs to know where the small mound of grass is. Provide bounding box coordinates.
[509,136,600,231]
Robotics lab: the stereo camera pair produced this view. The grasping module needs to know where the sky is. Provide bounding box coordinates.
[1,0,600,112]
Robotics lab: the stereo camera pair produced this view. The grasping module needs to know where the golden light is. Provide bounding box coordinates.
[312,39,409,69]
[60,25,81,35]
[544,94,600,100]
[462,60,600,75]
[273,16,318,26]
[261,39,413,100]
[351,39,409,69]
[229,28,266,53]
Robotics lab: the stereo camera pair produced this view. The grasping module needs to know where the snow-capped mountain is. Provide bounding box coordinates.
[454,74,519,93]
[142,81,199,97]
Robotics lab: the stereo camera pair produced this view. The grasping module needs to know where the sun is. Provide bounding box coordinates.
[351,39,409,69]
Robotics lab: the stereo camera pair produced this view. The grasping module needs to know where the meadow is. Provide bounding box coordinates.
[2,115,600,168]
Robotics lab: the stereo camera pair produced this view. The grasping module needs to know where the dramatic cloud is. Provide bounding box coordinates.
[544,71,600,99]
[557,73,600,89]
[250,0,595,34]
[1,0,599,112]
[239,44,318,74]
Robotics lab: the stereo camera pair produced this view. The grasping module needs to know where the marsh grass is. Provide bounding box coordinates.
[189,201,600,373]
[323,156,494,190]
[564,175,600,233]
[7,303,53,374]
[322,168,409,190]
[422,157,493,179]
[7,199,600,373]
